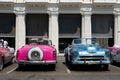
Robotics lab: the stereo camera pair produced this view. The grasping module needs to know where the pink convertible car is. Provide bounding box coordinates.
[0,40,14,71]
[16,38,57,70]
[108,45,120,64]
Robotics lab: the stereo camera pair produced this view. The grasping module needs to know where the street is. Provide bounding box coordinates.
[0,56,120,80]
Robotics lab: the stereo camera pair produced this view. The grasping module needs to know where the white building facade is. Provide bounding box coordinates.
[0,0,120,54]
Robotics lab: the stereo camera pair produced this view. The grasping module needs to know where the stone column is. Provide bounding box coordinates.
[15,12,26,53]
[81,12,92,39]
[14,3,26,55]
[114,13,120,45]
[49,12,59,53]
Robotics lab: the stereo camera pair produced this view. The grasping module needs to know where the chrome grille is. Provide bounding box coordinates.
[78,56,104,61]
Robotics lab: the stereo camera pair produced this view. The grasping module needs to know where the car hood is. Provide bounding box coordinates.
[71,45,108,55]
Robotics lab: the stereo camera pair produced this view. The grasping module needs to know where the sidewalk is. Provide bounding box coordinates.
[57,53,64,56]
[57,54,65,62]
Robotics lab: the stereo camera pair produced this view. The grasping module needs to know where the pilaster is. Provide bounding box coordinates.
[81,7,92,39]
[114,8,120,45]
[48,11,59,53]
[14,4,26,54]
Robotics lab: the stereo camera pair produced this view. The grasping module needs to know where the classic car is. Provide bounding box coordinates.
[16,38,57,70]
[108,44,120,64]
[64,38,111,70]
[0,40,14,71]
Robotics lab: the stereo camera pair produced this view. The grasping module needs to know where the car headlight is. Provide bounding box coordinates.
[105,51,111,57]
[73,51,79,55]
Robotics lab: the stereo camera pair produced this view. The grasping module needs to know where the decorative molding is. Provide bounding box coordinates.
[59,4,79,8]
[14,6,25,14]
[114,8,120,16]
[26,4,47,8]
[48,11,58,16]
[114,8,120,12]
[81,7,92,12]
[81,11,92,16]
[48,8,58,15]
[48,5,58,12]
[0,3,13,8]
[93,4,113,9]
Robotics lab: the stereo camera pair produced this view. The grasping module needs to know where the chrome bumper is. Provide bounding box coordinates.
[72,60,110,65]
[16,60,57,65]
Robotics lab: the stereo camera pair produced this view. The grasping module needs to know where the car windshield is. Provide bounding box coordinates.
[38,40,49,45]
[74,39,81,44]
[29,38,51,45]
[72,38,97,45]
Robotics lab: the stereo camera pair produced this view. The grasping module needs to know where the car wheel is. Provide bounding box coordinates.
[69,55,72,65]
[10,57,16,64]
[50,64,56,71]
[18,64,23,69]
[65,55,69,64]
[110,55,114,64]
[102,64,109,71]
[0,59,4,71]
[65,58,69,64]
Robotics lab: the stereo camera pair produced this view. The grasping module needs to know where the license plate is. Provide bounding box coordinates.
[88,61,98,64]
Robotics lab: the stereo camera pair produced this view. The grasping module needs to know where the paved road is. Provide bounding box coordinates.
[0,56,120,80]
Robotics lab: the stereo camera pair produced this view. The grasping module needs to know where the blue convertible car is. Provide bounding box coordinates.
[64,38,111,70]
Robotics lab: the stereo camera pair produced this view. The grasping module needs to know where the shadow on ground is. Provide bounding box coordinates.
[63,62,110,72]
[15,65,56,72]
[111,62,120,68]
